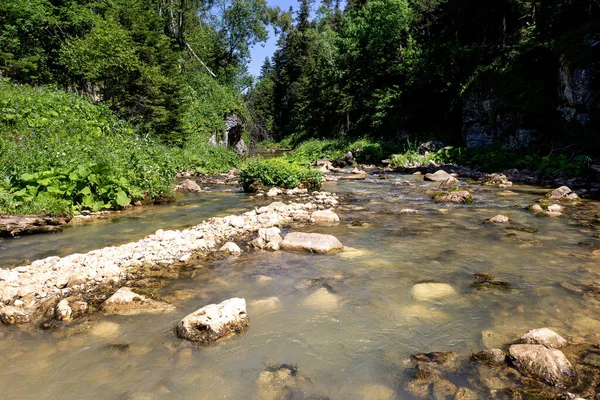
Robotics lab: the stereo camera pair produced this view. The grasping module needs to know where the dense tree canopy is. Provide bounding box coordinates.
[0,0,274,143]
[247,0,599,153]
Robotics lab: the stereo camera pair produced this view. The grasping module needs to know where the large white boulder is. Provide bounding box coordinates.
[311,210,340,224]
[176,298,249,344]
[280,232,343,254]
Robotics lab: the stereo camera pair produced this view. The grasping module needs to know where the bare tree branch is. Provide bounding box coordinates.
[184,41,217,78]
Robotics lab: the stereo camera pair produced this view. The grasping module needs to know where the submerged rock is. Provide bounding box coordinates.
[359,384,395,400]
[516,328,567,349]
[176,298,248,344]
[432,190,473,204]
[100,287,174,316]
[280,232,344,254]
[411,283,457,301]
[303,288,339,310]
[472,273,511,290]
[412,351,458,366]
[472,349,506,365]
[508,344,576,387]
[255,364,311,400]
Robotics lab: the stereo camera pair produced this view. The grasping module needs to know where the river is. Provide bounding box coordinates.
[1,174,599,399]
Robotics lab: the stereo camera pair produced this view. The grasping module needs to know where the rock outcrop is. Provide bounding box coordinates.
[176,298,249,344]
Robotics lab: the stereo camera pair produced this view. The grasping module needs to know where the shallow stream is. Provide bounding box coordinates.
[1,175,600,399]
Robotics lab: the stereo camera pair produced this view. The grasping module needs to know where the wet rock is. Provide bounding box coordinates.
[439,176,460,188]
[486,214,510,224]
[400,208,421,214]
[516,328,567,349]
[250,297,281,312]
[0,306,32,324]
[433,190,473,204]
[506,225,538,234]
[303,288,339,310]
[90,321,121,338]
[176,298,248,344]
[454,387,479,400]
[481,330,510,349]
[404,369,458,399]
[280,232,344,254]
[256,364,310,400]
[547,186,579,200]
[425,170,454,182]
[339,173,367,180]
[560,282,583,293]
[100,287,174,315]
[411,283,457,301]
[173,179,202,193]
[472,349,506,365]
[219,242,241,255]
[359,384,395,400]
[508,344,576,387]
[54,299,72,321]
[480,173,512,188]
[412,351,458,366]
[311,209,340,224]
[472,274,511,290]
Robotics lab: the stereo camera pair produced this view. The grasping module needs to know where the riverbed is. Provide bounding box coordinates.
[1,174,599,399]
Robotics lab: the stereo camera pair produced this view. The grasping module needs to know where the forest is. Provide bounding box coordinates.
[1,0,599,216]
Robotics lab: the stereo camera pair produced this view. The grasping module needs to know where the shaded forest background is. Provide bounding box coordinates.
[248,0,600,155]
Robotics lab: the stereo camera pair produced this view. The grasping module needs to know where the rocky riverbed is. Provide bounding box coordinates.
[1,172,600,399]
[0,191,339,325]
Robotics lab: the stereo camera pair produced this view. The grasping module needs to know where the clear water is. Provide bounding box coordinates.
[1,175,600,399]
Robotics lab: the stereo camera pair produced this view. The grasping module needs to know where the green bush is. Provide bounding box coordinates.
[0,79,240,215]
[176,135,241,174]
[239,157,324,192]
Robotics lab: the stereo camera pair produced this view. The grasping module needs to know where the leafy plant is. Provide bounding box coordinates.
[239,157,323,192]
